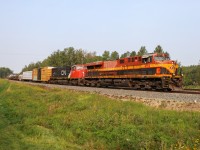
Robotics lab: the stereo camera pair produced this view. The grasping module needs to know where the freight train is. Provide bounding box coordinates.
[9,53,183,91]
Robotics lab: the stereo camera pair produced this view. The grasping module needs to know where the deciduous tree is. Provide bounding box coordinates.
[130,51,136,57]
[120,51,131,58]
[0,67,13,78]
[110,51,119,60]
[102,50,110,61]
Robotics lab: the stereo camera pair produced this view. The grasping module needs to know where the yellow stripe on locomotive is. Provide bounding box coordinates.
[84,53,182,90]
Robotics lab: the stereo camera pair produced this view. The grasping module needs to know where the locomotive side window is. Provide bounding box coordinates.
[71,66,76,70]
[142,70,147,75]
[142,58,148,63]
[148,56,152,63]
[87,66,94,69]
[154,56,169,61]
[135,57,138,61]
[76,66,84,70]
[132,58,134,62]
[142,56,152,63]
[120,59,124,64]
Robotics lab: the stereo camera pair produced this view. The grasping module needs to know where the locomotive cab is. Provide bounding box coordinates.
[142,54,153,64]
[151,53,183,89]
[153,53,170,62]
[152,53,178,76]
[69,65,87,79]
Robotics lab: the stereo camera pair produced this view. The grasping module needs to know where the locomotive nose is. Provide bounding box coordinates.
[171,60,175,64]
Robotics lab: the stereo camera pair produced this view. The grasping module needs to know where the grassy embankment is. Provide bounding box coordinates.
[184,85,200,90]
[0,79,199,150]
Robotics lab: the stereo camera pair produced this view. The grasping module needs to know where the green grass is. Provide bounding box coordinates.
[0,79,200,150]
[184,85,200,90]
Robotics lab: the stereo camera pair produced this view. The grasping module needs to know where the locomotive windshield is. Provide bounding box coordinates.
[71,65,86,70]
[154,56,170,61]
[76,66,84,70]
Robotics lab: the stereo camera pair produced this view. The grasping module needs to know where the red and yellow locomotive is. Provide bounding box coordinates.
[69,53,182,91]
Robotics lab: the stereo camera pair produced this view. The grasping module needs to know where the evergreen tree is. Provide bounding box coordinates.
[137,46,148,56]
[154,45,164,54]
[154,45,172,59]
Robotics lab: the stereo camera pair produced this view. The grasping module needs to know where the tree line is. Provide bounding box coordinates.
[0,67,13,78]
[182,65,200,86]
[20,43,199,87]
[21,45,169,72]
[1,44,199,86]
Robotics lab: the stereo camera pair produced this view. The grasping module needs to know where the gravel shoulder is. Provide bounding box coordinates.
[11,80,200,112]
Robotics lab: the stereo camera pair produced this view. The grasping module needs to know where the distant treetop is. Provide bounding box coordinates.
[21,45,173,72]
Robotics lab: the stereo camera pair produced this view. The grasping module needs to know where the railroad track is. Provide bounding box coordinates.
[93,86,200,95]
[184,88,200,92]
[104,86,200,94]
[170,90,200,95]
[115,87,200,95]
[10,79,200,95]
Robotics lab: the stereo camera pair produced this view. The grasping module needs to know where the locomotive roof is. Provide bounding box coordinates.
[142,53,154,58]
[84,61,103,66]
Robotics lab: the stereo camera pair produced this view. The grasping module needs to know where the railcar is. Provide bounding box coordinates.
[7,74,19,80]
[32,68,40,81]
[21,71,32,81]
[49,66,71,84]
[32,67,54,82]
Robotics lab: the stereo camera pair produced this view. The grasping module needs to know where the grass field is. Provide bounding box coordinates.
[0,79,199,150]
[184,85,200,90]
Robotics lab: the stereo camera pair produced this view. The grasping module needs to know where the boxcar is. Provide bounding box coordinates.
[22,71,32,81]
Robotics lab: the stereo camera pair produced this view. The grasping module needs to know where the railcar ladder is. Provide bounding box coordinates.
[162,77,170,88]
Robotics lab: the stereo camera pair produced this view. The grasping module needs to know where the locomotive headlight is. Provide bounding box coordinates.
[170,65,174,70]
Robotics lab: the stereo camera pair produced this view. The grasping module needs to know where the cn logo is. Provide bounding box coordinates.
[61,70,66,76]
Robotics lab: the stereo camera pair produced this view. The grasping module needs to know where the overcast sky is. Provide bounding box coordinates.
[0,0,200,72]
